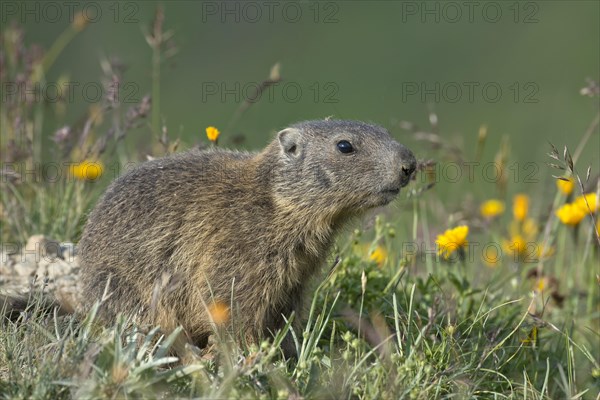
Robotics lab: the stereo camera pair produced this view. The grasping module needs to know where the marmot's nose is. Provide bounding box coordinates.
[399,149,417,187]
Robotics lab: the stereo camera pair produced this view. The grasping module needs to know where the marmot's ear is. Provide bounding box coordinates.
[277,128,302,158]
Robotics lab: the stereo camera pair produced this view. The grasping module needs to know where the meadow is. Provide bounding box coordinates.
[1,6,599,399]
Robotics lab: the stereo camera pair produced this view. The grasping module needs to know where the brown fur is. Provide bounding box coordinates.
[78,120,416,356]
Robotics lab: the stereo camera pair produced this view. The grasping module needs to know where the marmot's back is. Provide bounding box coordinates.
[79,149,257,318]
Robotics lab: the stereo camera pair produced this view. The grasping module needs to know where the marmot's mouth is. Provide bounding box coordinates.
[370,188,401,207]
[380,187,400,195]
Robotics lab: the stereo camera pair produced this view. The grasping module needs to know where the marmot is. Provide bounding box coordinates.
[78,119,416,357]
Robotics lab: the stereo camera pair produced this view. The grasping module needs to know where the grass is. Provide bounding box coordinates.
[1,10,599,400]
[1,226,598,398]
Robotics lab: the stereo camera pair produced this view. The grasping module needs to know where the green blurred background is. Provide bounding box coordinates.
[3,0,599,203]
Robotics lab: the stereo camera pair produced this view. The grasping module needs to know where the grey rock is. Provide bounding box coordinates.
[37,258,74,280]
[1,236,82,304]
[0,251,16,275]
[61,242,77,261]
[14,260,37,277]
[24,234,61,263]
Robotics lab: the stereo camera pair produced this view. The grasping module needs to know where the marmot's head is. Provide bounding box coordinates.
[271,119,416,217]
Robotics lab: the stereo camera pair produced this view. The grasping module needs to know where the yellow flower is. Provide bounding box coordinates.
[208,302,230,325]
[505,214,545,262]
[480,199,505,218]
[556,203,587,226]
[532,274,558,294]
[206,126,220,142]
[522,218,538,238]
[483,256,500,268]
[574,193,598,213]
[71,160,103,181]
[536,244,555,260]
[503,234,527,257]
[556,177,575,195]
[535,277,549,292]
[72,11,90,32]
[369,246,388,266]
[513,194,529,222]
[556,193,598,226]
[436,225,469,259]
[482,246,501,268]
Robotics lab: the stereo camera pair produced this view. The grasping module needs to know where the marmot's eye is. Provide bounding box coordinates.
[336,140,354,154]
